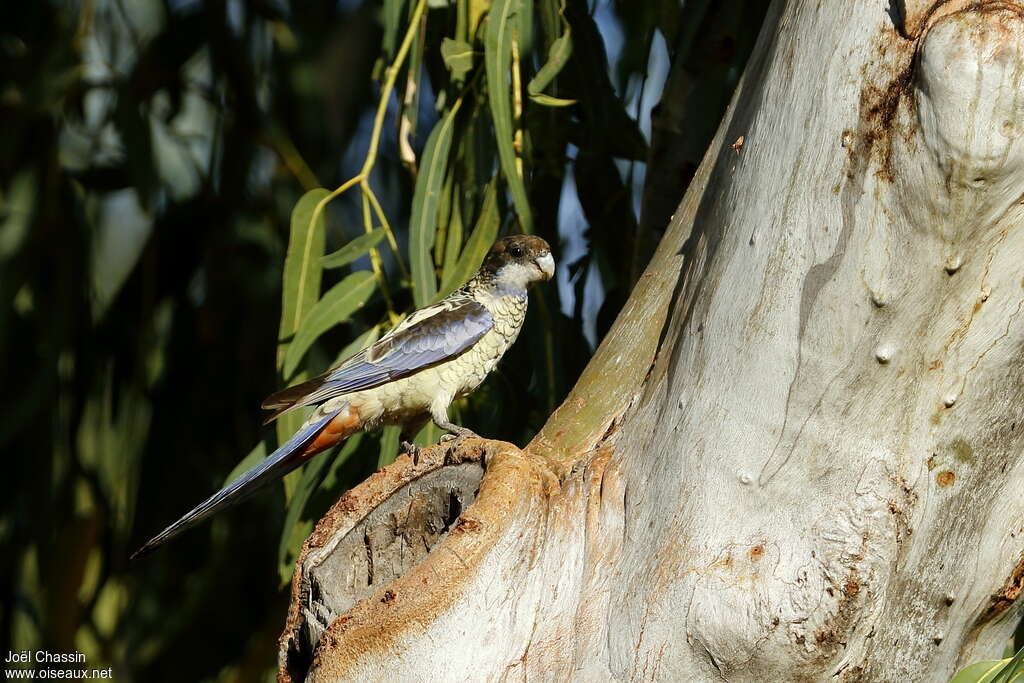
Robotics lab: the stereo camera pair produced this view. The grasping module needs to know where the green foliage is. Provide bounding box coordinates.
[283,270,376,377]
[952,646,1024,683]
[484,0,534,233]
[528,0,571,97]
[409,97,463,306]
[321,228,386,269]
[0,0,813,680]
[441,37,475,77]
[438,179,501,298]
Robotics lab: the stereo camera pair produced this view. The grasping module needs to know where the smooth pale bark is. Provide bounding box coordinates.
[279,1,1024,680]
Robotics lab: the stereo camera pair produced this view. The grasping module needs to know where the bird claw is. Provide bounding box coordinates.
[400,440,420,465]
[439,428,480,453]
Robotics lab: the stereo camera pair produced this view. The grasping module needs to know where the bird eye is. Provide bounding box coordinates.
[509,245,523,258]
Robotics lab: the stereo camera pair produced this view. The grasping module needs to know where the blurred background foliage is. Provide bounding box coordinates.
[0,0,808,679]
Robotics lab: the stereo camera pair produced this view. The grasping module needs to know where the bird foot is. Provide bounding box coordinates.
[439,427,481,453]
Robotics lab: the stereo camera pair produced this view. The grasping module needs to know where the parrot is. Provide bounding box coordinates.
[131,234,554,559]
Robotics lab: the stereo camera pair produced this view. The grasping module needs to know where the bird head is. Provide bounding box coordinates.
[480,235,555,291]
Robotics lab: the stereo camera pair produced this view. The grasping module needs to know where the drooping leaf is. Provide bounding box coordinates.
[484,0,534,233]
[435,171,455,268]
[382,0,409,58]
[321,229,386,269]
[517,0,534,55]
[409,100,462,306]
[442,181,464,275]
[441,37,474,77]
[528,25,572,96]
[283,270,376,377]
[437,178,499,298]
[278,188,330,354]
[529,93,576,107]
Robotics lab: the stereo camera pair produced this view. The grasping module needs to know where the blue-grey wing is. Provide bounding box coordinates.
[261,295,492,420]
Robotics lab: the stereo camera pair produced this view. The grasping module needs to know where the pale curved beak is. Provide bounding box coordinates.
[536,252,555,280]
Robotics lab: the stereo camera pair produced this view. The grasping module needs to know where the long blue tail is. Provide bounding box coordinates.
[130,406,343,560]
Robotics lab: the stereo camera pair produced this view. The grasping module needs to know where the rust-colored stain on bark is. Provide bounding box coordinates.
[979,552,1024,621]
[859,57,916,181]
[937,470,955,487]
[749,545,764,561]
[452,515,481,533]
[844,581,860,598]
[926,454,939,470]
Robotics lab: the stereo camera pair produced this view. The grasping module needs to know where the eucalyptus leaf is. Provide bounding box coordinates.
[529,93,576,107]
[950,659,1013,683]
[409,101,462,306]
[435,171,455,268]
[441,37,474,77]
[484,0,534,233]
[283,270,377,377]
[528,30,572,96]
[517,0,534,54]
[321,229,386,269]
[442,183,464,275]
[382,0,408,58]
[437,179,499,298]
[278,188,330,352]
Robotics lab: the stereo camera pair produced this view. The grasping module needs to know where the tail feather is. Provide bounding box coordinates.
[131,405,346,560]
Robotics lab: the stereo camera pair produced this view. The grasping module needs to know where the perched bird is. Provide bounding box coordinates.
[132,234,554,559]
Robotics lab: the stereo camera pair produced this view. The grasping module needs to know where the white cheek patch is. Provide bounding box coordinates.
[495,262,541,291]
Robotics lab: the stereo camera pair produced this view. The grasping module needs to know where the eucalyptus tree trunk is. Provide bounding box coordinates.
[278,1,1024,680]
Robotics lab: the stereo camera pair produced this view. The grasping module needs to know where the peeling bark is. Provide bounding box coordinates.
[280,1,1024,680]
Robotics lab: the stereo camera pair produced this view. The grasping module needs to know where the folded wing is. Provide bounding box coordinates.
[262,295,493,421]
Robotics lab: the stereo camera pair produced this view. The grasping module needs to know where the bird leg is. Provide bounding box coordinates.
[438,424,481,441]
[434,420,481,446]
[429,404,481,454]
